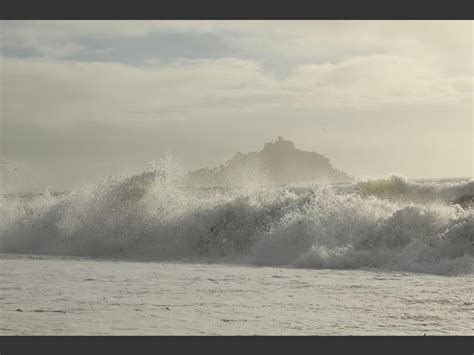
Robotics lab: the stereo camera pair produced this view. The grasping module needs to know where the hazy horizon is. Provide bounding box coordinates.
[1,20,472,190]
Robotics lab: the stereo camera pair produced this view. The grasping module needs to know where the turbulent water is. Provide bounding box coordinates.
[1,167,473,276]
[1,256,473,335]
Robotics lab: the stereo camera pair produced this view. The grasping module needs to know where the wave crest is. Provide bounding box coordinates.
[1,169,472,275]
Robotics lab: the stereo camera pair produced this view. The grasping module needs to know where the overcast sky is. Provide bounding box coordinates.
[0,21,472,190]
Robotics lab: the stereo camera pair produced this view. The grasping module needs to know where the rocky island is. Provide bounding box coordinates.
[184,137,352,186]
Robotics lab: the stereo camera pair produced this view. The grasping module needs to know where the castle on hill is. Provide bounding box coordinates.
[184,137,352,186]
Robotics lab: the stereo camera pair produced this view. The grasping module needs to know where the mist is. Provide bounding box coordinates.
[0,20,472,191]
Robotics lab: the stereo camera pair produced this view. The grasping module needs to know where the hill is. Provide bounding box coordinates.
[184,137,351,186]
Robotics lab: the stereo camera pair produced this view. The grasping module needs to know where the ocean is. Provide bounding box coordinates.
[1,172,473,335]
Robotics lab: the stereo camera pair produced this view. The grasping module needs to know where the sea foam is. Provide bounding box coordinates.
[1,167,472,275]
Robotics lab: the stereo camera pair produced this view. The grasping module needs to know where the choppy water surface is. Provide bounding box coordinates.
[1,255,472,335]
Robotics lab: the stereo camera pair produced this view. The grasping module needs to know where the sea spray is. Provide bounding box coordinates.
[0,163,472,275]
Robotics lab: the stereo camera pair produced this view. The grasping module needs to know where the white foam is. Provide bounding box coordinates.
[0,167,472,275]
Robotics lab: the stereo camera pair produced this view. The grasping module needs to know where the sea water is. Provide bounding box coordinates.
[1,171,473,334]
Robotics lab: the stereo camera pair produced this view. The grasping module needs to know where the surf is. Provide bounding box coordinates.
[0,165,472,276]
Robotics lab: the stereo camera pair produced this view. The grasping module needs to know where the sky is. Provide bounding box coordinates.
[0,20,472,190]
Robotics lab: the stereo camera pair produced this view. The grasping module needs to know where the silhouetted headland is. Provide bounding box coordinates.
[184,137,352,186]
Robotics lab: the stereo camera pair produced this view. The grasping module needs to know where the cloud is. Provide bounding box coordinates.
[1,21,472,184]
[2,53,471,129]
[0,21,229,62]
[288,54,473,109]
[2,21,471,75]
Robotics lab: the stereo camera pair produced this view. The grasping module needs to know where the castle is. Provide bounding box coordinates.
[184,137,352,186]
[263,136,296,152]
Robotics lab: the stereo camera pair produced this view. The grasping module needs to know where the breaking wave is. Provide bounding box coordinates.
[0,166,472,276]
[345,175,474,205]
